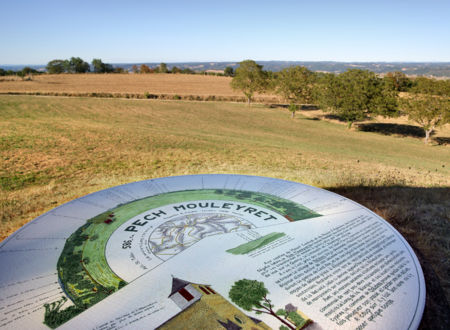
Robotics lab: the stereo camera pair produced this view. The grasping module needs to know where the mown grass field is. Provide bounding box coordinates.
[0,94,449,327]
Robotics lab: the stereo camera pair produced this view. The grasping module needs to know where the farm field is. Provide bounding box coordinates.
[0,73,276,102]
[0,94,449,327]
[0,73,236,95]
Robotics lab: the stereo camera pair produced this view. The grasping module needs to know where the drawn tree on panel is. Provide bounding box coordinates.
[229,279,311,330]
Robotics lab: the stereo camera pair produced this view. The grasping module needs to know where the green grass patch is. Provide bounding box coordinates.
[0,171,51,191]
[226,232,286,255]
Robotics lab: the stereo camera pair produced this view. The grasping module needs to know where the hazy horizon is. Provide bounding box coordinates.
[2,60,450,67]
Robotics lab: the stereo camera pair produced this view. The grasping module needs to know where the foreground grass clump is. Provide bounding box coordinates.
[0,95,449,327]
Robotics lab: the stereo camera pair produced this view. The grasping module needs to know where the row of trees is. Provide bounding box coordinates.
[47,57,89,73]
[132,63,235,76]
[45,58,236,76]
[230,60,449,143]
[132,63,171,74]
[0,66,41,78]
[46,57,116,74]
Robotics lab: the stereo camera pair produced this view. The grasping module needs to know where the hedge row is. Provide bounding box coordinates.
[0,91,279,103]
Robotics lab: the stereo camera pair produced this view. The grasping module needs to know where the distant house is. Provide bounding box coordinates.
[158,276,270,330]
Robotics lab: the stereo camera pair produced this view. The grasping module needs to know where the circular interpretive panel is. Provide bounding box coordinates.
[0,175,425,330]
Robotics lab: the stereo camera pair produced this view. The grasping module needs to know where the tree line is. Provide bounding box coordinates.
[230,60,449,144]
[45,57,236,76]
[130,63,234,76]
[0,58,123,76]
[0,66,42,78]
[46,57,119,74]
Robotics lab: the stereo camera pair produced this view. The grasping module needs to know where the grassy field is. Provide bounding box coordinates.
[0,94,449,327]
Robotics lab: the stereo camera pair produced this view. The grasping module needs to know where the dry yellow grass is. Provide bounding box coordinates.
[1,94,448,237]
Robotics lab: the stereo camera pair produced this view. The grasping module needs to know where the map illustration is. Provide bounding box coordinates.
[149,213,253,259]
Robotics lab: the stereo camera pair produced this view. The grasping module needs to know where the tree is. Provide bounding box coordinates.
[288,103,298,119]
[224,66,234,77]
[275,66,315,103]
[22,67,37,75]
[318,69,398,128]
[66,57,90,73]
[171,66,181,74]
[132,65,139,73]
[181,68,195,74]
[46,59,66,74]
[275,66,315,117]
[43,296,85,328]
[158,63,168,73]
[20,67,38,80]
[411,77,450,96]
[401,95,449,144]
[316,73,340,111]
[230,60,268,106]
[374,78,399,118]
[92,58,102,73]
[140,64,151,73]
[114,67,126,73]
[229,279,296,329]
[385,71,412,92]
[92,58,114,73]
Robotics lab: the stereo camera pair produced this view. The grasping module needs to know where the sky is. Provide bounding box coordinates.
[0,0,449,65]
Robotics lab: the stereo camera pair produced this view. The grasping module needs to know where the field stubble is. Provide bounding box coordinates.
[0,95,449,328]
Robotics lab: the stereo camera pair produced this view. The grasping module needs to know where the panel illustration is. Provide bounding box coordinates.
[50,188,321,327]
[0,175,425,330]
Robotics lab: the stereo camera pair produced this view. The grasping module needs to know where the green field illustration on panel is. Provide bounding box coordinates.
[50,189,320,328]
[226,232,286,255]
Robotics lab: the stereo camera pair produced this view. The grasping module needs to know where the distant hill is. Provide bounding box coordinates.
[2,61,450,78]
[115,61,450,77]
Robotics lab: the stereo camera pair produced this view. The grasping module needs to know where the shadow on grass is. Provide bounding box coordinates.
[267,104,319,111]
[300,104,320,111]
[357,123,426,138]
[321,113,376,123]
[434,137,450,146]
[357,123,450,145]
[328,185,450,330]
[268,103,288,109]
